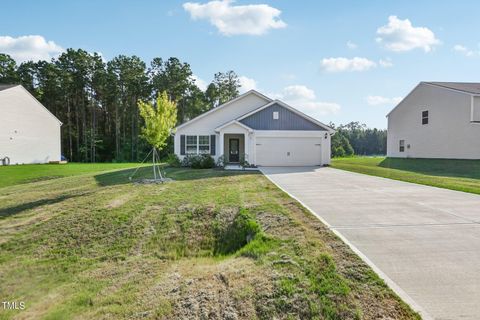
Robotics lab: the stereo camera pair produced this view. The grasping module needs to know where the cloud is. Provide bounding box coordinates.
[366,95,403,106]
[182,0,286,36]
[191,74,208,91]
[346,41,357,49]
[379,58,393,67]
[453,44,475,57]
[321,57,377,72]
[238,75,257,93]
[0,35,64,63]
[376,16,440,52]
[273,85,340,117]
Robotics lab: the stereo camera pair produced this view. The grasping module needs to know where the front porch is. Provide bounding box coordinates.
[223,133,245,164]
[216,120,254,166]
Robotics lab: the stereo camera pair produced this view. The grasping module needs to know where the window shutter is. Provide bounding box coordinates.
[180,135,186,155]
[210,135,216,155]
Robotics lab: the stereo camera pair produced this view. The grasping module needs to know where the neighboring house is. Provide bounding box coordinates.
[0,84,62,164]
[387,82,480,159]
[174,90,334,166]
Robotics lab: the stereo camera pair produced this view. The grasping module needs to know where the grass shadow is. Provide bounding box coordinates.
[379,158,480,180]
[94,165,260,186]
[0,193,85,219]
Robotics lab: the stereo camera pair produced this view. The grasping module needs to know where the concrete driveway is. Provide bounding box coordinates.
[261,166,480,320]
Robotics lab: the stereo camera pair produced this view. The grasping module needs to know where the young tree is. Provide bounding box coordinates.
[138,91,177,180]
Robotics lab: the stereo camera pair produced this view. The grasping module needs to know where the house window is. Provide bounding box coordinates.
[186,135,197,154]
[273,111,279,120]
[422,110,429,125]
[198,135,210,154]
[399,140,405,152]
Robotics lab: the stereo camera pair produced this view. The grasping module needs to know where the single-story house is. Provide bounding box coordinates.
[0,84,62,164]
[174,90,334,166]
[387,82,480,159]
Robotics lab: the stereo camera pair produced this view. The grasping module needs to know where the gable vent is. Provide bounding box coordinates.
[273,111,279,120]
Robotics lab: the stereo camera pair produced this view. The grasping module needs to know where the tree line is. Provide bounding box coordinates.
[330,122,387,157]
[0,49,387,162]
[0,50,241,162]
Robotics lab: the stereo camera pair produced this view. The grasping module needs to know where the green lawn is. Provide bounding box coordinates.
[0,163,145,188]
[0,164,419,319]
[331,157,480,194]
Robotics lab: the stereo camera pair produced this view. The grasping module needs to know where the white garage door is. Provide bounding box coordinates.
[255,137,322,166]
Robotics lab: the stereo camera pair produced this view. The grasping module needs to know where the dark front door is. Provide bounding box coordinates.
[229,138,240,163]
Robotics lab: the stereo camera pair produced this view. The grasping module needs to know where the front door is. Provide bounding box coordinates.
[229,138,240,163]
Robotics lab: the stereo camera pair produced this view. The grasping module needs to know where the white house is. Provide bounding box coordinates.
[387,82,480,159]
[0,84,62,164]
[174,90,334,166]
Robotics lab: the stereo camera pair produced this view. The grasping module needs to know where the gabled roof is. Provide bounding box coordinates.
[236,99,335,133]
[386,81,480,117]
[214,120,253,133]
[425,82,480,95]
[0,84,18,92]
[175,89,272,130]
[0,84,63,125]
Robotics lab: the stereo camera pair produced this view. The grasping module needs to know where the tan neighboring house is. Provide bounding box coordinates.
[387,82,480,159]
[0,84,62,164]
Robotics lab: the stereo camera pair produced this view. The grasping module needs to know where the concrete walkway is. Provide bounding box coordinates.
[261,166,480,320]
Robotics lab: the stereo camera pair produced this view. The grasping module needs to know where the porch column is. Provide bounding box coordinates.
[244,132,249,164]
[219,132,224,159]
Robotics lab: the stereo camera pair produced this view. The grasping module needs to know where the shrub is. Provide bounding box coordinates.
[216,155,226,168]
[182,154,215,169]
[166,154,181,167]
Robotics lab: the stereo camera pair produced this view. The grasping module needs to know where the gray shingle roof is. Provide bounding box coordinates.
[425,82,480,94]
[0,84,18,92]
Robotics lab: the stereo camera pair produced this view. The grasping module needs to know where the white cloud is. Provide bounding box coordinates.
[273,85,340,118]
[379,58,393,67]
[182,0,287,36]
[238,75,257,93]
[366,95,402,106]
[321,57,377,72]
[376,16,440,52]
[346,41,357,49]
[453,44,475,57]
[0,35,64,63]
[191,74,208,91]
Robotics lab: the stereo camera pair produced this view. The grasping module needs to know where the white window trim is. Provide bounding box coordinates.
[186,135,210,155]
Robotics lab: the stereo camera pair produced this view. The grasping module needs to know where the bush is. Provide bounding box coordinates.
[166,154,181,167]
[181,154,215,169]
[216,155,226,168]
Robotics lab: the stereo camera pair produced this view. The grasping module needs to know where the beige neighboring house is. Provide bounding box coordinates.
[0,84,62,164]
[387,82,480,159]
[174,90,334,166]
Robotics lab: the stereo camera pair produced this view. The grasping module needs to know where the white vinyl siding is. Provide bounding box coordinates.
[472,96,480,122]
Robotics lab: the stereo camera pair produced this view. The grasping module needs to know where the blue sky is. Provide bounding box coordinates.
[1,0,480,128]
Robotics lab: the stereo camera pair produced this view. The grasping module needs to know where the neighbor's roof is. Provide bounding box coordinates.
[425,82,480,95]
[0,84,18,92]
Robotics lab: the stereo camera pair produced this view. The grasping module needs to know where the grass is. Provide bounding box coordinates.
[331,157,480,194]
[0,164,420,319]
[0,163,145,188]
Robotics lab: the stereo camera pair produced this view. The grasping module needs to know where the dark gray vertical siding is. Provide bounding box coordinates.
[239,103,326,130]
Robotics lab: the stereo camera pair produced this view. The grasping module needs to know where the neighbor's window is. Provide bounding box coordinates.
[422,110,429,125]
[198,135,210,154]
[186,135,197,154]
[273,111,279,120]
[399,140,405,152]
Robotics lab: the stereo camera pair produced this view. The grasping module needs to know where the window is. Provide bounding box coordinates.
[422,110,428,125]
[273,111,279,120]
[186,135,197,154]
[198,135,210,154]
[399,140,405,152]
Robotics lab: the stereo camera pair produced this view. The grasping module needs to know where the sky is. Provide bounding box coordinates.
[1,0,480,128]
